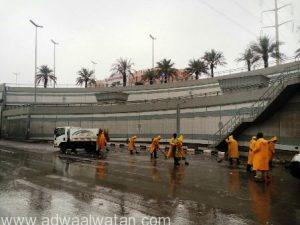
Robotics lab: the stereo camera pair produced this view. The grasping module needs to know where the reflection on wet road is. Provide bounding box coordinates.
[0,147,299,225]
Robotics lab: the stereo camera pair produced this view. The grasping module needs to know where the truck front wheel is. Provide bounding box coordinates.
[60,145,67,154]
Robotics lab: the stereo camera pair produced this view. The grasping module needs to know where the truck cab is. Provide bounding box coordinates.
[54,127,69,148]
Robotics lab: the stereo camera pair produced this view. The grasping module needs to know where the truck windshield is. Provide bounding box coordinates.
[54,128,65,137]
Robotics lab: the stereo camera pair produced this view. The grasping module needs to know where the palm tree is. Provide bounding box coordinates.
[185,59,208,80]
[236,48,260,71]
[156,59,177,83]
[203,49,226,77]
[296,27,300,58]
[76,68,96,88]
[142,69,157,85]
[251,35,282,68]
[36,65,56,88]
[111,58,134,87]
[296,48,300,58]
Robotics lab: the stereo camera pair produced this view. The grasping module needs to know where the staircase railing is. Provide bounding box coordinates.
[211,64,300,147]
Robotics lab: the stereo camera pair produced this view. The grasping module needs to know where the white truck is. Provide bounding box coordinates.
[290,153,300,179]
[54,127,99,154]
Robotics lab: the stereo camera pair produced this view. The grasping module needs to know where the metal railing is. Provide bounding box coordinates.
[4,57,300,88]
[211,64,300,147]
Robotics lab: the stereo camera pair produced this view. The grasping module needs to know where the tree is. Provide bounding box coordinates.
[203,49,226,77]
[76,68,96,88]
[236,48,260,71]
[142,69,157,85]
[251,35,282,68]
[36,65,56,88]
[185,59,208,80]
[296,27,300,58]
[296,48,300,58]
[156,59,177,83]
[111,58,134,87]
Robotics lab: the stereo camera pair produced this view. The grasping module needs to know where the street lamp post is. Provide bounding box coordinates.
[149,34,156,69]
[30,20,43,104]
[51,39,59,88]
[91,60,97,79]
[91,60,97,72]
[13,73,19,86]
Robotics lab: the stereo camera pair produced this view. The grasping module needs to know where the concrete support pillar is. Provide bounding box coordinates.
[26,107,31,140]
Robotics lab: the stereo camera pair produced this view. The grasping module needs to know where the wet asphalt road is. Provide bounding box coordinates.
[0,144,299,225]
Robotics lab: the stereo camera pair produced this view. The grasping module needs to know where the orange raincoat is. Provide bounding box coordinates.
[225,135,239,159]
[176,135,186,158]
[253,138,269,171]
[149,136,161,153]
[128,136,137,151]
[167,137,178,158]
[248,137,257,165]
[167,135,185,158]
[97,132,107,151]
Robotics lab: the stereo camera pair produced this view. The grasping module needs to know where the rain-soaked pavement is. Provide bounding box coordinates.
[0,141,299,225]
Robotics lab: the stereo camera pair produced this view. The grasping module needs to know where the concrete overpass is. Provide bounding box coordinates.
[1,61,300,151]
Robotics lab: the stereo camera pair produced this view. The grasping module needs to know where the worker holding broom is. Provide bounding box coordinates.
[96,129,107,159]
[225,135,240,166]
[149,135,161,159]
[128,136,138,155]
[176,135,189,165]
[168,133,180,167]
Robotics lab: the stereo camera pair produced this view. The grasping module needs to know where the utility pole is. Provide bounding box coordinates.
[149,34,156,69]
[30,20,43,104]
[51,39,59,88]
[261,0,293,65]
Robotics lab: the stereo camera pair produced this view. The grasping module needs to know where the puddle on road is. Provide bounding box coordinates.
[0,148,299,225]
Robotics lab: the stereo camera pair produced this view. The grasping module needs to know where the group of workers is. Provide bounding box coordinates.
[96,130,188,168]
[226,132,278,182]
[97,128,278,179]
[126,133,189,166]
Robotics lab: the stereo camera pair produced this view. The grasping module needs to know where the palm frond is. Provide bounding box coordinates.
[36,65,54,88]
[185,59,208,79]
[76,68,95,87]
[295,48,300,58]
[251,35,284,67]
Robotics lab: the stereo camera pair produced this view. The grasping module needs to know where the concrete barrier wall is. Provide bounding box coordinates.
[2,89,299,150]
[1,62,300,150]
[3,61,300,105]
[0,88,265,143]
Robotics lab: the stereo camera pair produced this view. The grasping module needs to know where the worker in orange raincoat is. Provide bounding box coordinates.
[176,135,189,165]
[253,132,270,182]
[225,135,240,166]
[167,133,180,166]
[268,136,278,168]
[128,136,137,155]
[149,135,161,159]
[96,129,107,159]
[247,136,257,172]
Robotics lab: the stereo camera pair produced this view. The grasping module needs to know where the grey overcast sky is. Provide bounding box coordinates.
[0,0,299,86]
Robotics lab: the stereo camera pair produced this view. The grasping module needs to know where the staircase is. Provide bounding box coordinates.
[211,64,300,148]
